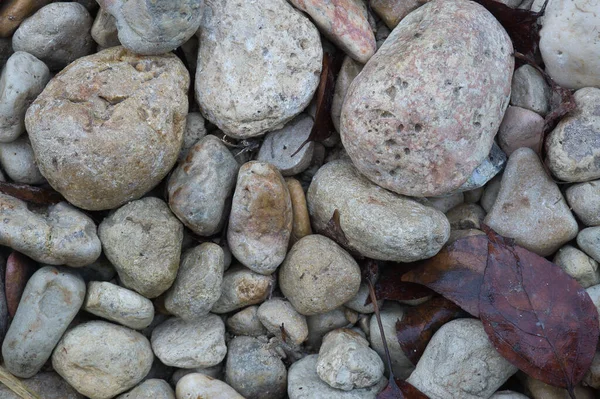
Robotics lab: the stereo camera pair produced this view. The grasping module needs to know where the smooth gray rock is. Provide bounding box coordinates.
[427,192,465,213]
[455,143,507,192]
[176,373,244,399]
[0,372,84,399]
[116,379,175,399]
[0,135,45,184]
[257,298,308,345]
[91,7,120,48]
[566,180,600,226]
[332,56,363,133]
[307,308,354,350]
[345,284,380,314]
[554,245,600,288]
[578,227,600,263]
[226,305,267,337]
[510,64,551,115]
[497,105,544,156]
[446,203,486,230]
[178,112,207,161]
[481,174,502,212]
[211,265,274,313]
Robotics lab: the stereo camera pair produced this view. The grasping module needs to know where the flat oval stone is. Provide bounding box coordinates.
[340,0,513,196]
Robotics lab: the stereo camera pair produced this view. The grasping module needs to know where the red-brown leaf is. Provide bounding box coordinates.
[479,228,599,394]
[0,181,64,205]
[396,296,469,364]
[374,263,433,302]
[5,252,36,317]
[377,378,429,399]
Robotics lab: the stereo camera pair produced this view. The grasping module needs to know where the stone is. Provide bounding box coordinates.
[12,3,93,70]
[257,298,309,345]
[151,315,227,369]
[307,308,353,350]
[0,136,45,184]
[481,174,502,212]
[369,0,430,29]
[168,135,239,236]
[586,285,600,329]
[407,319,517,399]
[448,228,486,244]
[257,114,315,176]
[225,336,287,399]
[97,0,204,55]
[578,227,600,263]
[2,266,85,378]
[0,52,49,143]
[53,321,154,399]
[539,0,600,89]
[553,245,600,288]
[307,159,450,261]
[99,197,183,298]
[178,112,207,161]
[287,178,312,245]
[484,147,578,256]
[226,305,267,337]
[490,391,529,399]
[83,281,154,330]
[455,143,507,192]
[510,65,551,115]
[317,329,384,391]
[279,234,361,316]
[0,195,101,266]
[211,265,274,313]
[25,47,189,210]
[546,87,600,182]
[464,187,484,204]
[176,373,244,399]
[497,106,545,156]
[228,161,292,274]
[196,0,321,138]
[117,379,175,399]
[340,0,513,197]
[0,372,84,399]
[5,251,35,318]
[566,180,600,226]
[345,284,381,314]
[427,192,464,213]
[0,0,53,38]
[77,255,117,282]
[171,365,223,386]
[583,350,600,389]
[91,7,120,48]
[332,56,363,133]
[288,355,387,399]
[446,203,486,230]
[523,376,596,399]
[164,243,224,320]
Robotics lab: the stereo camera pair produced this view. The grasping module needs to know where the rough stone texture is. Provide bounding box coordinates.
[83,281,154,330]
[0,136,45,184]
[52,321,154,399]
[308,159,450,261]
[257,114,315,176]
[176,373,244,399]
[407,319,517,399]
[553,245,600,288]
[168,135,238,236]
[510,65,551,115]
[211,265,274,313]
[289,0,375,63]
[481,174,502,212]
[0,51,49,143]
[566,180,600,226]
[258,298,309,345]
[0,372,84,399]
[332,56,363,133]
[578,227,600,263]
[523,376,596,399]
[228,161,292,275]
[226,305,267,337]
[427,192,465,213]
[2,267,85,378]
[25,46,189,210]
[196,0,322,138]
[91,7,120,48]
[484,148,578,256]
[341,0,513,197]
[583,350,600,389]
[280,235,361,316]
[151,315,227,369]
[288,355,387,399]
[546,87,600,182]
[225,336,287,399]
[287,178,312,245]
[116,379,175,399]
[178,112,207,161]
[97,0,204,55]
[99,197,183,298]
[455,143,507,192]
[164,243,224,320]
[446,203,486,230]
[497,106,544,156]
[0,0,53,38]
[317,329,384,391]
[0,195,101,266]
[539,0,600,89]
[370,0,430,29]
[12,3,93,70]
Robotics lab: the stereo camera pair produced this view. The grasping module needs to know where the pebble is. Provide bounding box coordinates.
[5,251,35,317]
[427,192,465,213]
[539,0,600,89]
[279,234,361,316]
[228,161,292,275]
[464,187,484,204]
[151,315,227,369]
[553,245,600,288]
[226,305,267,337]
[83,281,155,330]
[490,391,529,399]
[76,255,117,282]
[497,106,544,156]
[0,195,101,266]
[523,376,596,399]
[446,203,486,230]
[2,266,85,378]
[578,227,600,263]
[546,87,600,182]
[91,7,120,48]
[332,56,363,133]
[116,379,175,399]
[566,180,600,226]
[317,329,384,391]
[481,174,503,212]
[176,373,244,399]
[0,135,45,184]
[0,371,84,399]
[257,114,315,176]
[52,320,154,399]
[583,350,600,389]
[97,0,204,55]
[510,64,551,115]
[0,0,52,38]
[168,135,239,236]
[171,364,223,386]
[225,336,287,399]
[370,0,427,29]
[196,0,322,138]
[484,147,578,256]
[340,0,513,197]
[12,3,93,70]
[25,46,189,210]
[455,143,507,192]
[164,243,224,321]
[211,265,274,313]
[586,284,600,328]
[178,112,207,161]
[307,159,450,261]
[289,0,375,63]
[407,319,517,399]
[288,354,387,399]
[306,308,353,350]
[287,178,313,244]
[0,51,49,143]
[258,298,309,345]
[99,197,183,298]
[345,284,380,314]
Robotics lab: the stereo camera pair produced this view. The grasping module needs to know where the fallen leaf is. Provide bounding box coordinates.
[5,252,36,318]
[319,209,364,259]
[377,378,430,399]
[401,235,488,317]
[479,228,599,397]
[373,263,433,303]
[0,182,64,205]
[396,296,469,364]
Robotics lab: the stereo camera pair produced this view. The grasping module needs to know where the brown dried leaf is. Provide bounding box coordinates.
[373,263,433,303]
[0,182,64,205]
[5,252,36,318]
[377,378,430,399]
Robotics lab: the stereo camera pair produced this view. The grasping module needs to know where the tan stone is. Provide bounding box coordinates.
[0,0,52,38]
[331,56,363,133]
[287,178,312,245]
